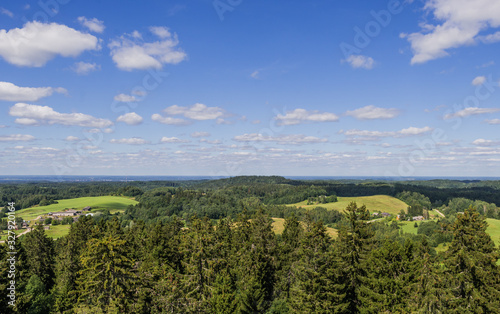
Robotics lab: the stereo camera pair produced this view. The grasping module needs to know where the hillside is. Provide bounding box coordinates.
[288,195,408,215]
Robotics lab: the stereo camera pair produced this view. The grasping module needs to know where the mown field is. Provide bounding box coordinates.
[486,218,500,247]
[272,217,338,238]
[289,195,408,215]
[14,196,138,221]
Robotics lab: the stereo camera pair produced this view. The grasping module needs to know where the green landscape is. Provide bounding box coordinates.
[14,196,138,221]
[1,176,500,313]
[289,195,408,214]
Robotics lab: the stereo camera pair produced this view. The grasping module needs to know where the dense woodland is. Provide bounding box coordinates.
[1,176,500,313]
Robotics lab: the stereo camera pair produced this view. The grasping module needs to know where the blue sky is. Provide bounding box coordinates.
[1,0,500,177]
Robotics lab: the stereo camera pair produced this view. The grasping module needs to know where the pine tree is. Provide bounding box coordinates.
[408,238,448,313]
[20,224,55,291]
[76,234,137,312]
[334,201,375,313]
[289,217,335,313]
[443,206,500,312]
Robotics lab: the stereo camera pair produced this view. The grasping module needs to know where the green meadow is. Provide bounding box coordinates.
[15,196,138,221]
[289,195,408,215]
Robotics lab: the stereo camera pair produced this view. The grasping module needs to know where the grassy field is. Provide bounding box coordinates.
[271,218,338,238]
[45,225,72,239]
[0,229,24,241]
[486,218,500,247]
[15,196,138,221]
[289,195,408,215]
[399,221,421,235]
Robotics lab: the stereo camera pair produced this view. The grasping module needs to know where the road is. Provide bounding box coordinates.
[434,209,445,218]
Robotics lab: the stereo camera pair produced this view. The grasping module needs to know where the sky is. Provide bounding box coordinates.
[0,0,500,177]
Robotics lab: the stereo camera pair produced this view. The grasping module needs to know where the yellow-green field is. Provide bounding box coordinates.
[272,218,338,238]
[486,218,500,247]
[289,195,408,215]
[44,225,72,239]
[15,196,138,221]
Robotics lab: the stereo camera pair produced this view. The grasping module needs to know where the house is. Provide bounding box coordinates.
[413,216,425,221]
[83,206,91,211]
[52,209,81,217]
[381,212,390,217]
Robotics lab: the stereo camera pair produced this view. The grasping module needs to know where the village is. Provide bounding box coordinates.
[20,206,94,232]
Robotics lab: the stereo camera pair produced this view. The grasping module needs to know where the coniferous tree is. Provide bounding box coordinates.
[289,216,335,313]
[76,234,137,312]
[334,202,375,313]
[443,206,500,312]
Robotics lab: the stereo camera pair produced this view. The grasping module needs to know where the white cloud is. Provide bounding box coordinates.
[9,103,113,128]
[114,93,138,102]
[149,26,171,38]
[485,118,500,124]
[345,105,400,120]
[472,76,486,85]
[191,132,211,138]
[65,136,80,141]
[73,62,100,75]
[109,27,186,71]
[477,31,500,43]
[116,112,143,125]
[250,70,260,79]
[398,126,433,135]
[403,0,500,64]
[444,107,500,119]
[110,137,150,145]
[472,138,500,146]
[233,133,328,145]
[0,134,35,141]
[0,81,67,101]
[152,103,227,125]
[77,17,105,33]
[344,55,375,69]
[160,137,190,143]
[0,21,100,67]
[151,114,189,125]
[1,8,13,18]
[275,108,339,125]
[341,126,432,138]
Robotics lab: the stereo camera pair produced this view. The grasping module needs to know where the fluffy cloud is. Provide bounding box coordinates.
[109,26,186,71]
[0,21,100,67]
[403,0,500,64]
[73,62,100,75]
[9,103,113,128]
[65,136,80,141]
[77,17,105,33]
[344,55,375,69]
[160,137,190,143]
[116,112,143,125]
[275,108,339,125]
[444,107,500,119]
[110,137,150,145]
[345,105,400,120]
[0,82,67,101]
[152,103,227,125]
[472,76,486,85]
[191,132,211,138]
[114,94,138,102]
[233,133,328,145]
[0,134,35,141]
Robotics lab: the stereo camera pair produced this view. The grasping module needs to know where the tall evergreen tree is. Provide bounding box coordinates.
[334,202,375,313]
[76,234,136,312]
[289,217,335,313]
[443,206,500,312]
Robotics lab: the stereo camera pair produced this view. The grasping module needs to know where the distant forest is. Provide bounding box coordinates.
[0,176,499,313]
